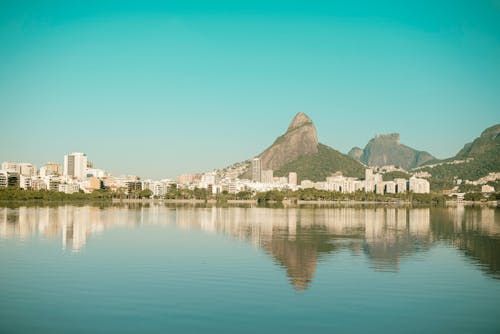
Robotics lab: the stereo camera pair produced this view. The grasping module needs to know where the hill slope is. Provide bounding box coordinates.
[454,124,500,160]
[274,143,365,182]
[419,124,500,190]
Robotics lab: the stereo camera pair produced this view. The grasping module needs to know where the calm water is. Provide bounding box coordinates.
[0,204,499,333]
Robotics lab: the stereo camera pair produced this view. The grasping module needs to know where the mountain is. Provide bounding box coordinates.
[259,112,319,171]
[454,124,500,160]
[347,147,363,161]
[349,133,435,170]
[239,112,364,181]
[274,144,364,182]
[420,124,500,190]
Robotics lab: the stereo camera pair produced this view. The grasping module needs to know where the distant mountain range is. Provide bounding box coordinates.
[237,112,499,189]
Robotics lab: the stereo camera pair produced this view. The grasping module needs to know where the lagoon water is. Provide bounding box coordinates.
[0,204,499,333]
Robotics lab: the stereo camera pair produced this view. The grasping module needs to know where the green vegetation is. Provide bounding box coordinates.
[464,193,484,201]
[255,190,285,203]
[488,193,500,201]
[275,143,365,182]
[1,187,478,206]
[458,183,481,193]
[382,171,410,181]
[455,124,500,159]
[423,154,499,191]
[422,123,499,191]
[0,188,113,201]
[255,188,447,205]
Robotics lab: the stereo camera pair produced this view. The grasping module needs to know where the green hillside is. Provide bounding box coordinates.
[274,143,365,182]
[419,124,500,190]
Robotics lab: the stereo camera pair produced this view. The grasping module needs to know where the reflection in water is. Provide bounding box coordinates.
[0,205,498,289]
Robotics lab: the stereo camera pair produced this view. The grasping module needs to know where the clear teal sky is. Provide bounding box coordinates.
[1,1,499,179]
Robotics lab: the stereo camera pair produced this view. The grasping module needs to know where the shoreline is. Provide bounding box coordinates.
[0,199,496,207]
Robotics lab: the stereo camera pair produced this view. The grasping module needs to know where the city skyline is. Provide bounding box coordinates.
[1,1,500,179]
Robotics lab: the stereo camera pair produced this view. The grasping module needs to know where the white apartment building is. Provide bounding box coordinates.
[58,183,80,194]
[86,168,106,178]
[63,152,88,180]
[261,170,274,184]
[395,178,407,193]
[409,176,430,194]
[200,172,218,190]
[1,162,18,173]
[0,170,7,188]
[19,175,33,190]
[1,162,35,177]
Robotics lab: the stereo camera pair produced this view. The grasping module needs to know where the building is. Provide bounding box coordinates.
[200,172,218,194]
[409,176,430,194]
[288,169,430,195]
[1,162,18,173]
[86,168,105,178]
[126,181,142,195]
[288,172,297,186]
[300,180,315,189]
[278,177,288,185]
[5,172,19,188]
[18,163,35,177]
[395,178,407,193]
[177,174,198,185]
[46,176,61,191]
[385,181,397,194]
[251,158,261,182]
[0,170,7,188]
[261,169,274,184]
[86,177,102,191]
[1,162,35,177]
[19,175,33,190]
[45,162,62,176]
[64,152,88,180]
[58,183,80,194]
[481,185,495,194]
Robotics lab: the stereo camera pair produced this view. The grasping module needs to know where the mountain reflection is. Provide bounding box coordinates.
[0,205,498,289]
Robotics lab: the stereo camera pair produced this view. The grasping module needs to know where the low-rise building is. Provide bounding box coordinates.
[409,176,430,194]
[481,185,495,194]
[58,183,80,194]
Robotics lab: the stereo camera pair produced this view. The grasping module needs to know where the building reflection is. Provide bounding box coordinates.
[0,205,498,289]
[431,206,500,278]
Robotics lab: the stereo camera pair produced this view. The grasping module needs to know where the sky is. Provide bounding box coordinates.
[0,0,499,179]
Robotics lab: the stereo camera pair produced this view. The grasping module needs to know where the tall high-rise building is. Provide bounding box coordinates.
[63,152,88,180]
[288,172,297,186]
[251,158,261,182]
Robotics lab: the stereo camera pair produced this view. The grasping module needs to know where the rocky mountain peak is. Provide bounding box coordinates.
[259,113,318,171]
[373,133,400,144]
[287,112,313,132]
